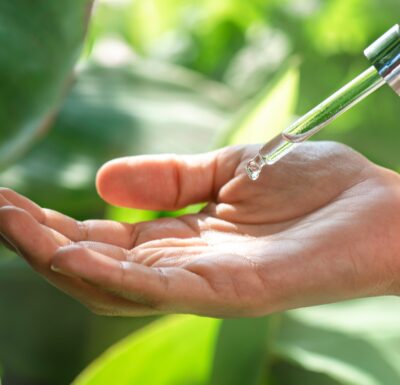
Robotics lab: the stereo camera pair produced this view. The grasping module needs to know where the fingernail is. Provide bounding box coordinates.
[51,264,64,273]
[57,244,83,252]
[51,264,78,278]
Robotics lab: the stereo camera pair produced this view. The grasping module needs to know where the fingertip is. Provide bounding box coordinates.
[95,147,242,211]
[0,205,30,236]
[96,155,179,210]
[95,158,125,204]
[0,188,44,222]
[52,244,120,283]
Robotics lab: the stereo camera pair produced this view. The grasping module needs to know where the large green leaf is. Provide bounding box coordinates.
[208,317,271,385]
[274,298,400,385]
[0,0,92,169]
[73,315,220,385]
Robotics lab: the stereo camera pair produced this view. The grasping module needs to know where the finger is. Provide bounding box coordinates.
[0,188,82,240]
[43,215,203,249]
[52,245,216,313]
[48,214,205,249]
[0,203,158,315]
[0,205,70,268]
[0,188,44,220]
[0,188,204,249]
[0,189,78,247]
[0,188,137,248]
[96,146,247,210]
[0,192,26,252]
[47,214,136,249]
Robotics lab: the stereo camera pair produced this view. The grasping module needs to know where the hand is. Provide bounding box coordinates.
[1,142,400,317]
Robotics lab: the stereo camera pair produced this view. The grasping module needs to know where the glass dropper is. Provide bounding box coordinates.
[246,24,400,181]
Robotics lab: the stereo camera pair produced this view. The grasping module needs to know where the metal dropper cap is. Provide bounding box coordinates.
[364,24,400,95]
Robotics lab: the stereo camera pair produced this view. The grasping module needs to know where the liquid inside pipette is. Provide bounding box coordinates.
[246,66,385,181]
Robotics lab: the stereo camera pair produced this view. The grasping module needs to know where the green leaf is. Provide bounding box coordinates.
[0,254,156,385]
[275,301,400,385]
[158,203,207,218]
[283,297,400,339]
[73,315,220,385]
[0,0,92,169]
[208,317,271,385]
[218,60,299,147]
[0,258,91,384]
[105,206,159,224]
[271,361,342,385]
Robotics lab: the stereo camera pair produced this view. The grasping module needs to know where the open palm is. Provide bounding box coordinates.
[1,142,400,317]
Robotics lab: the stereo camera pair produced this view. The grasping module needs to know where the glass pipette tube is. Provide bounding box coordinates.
[246,66,385,181]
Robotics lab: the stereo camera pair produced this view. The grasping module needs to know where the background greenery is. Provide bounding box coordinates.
[0,0,399,384]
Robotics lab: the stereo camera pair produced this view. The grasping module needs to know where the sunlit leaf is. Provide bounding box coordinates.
[275,299,400,385]
[73,315,220,385]
[158,203,207,218]
[218,60,299,147]
[0,0,92,169]
[286,297,400,339]
[208,317,271,385]
[105,206,159,223]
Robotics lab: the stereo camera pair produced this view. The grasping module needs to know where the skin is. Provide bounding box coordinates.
[0,141,400,318]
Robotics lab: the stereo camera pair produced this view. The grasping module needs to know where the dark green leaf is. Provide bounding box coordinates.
[275,305,400,385]
[0,0,92,169]
[270,361,342,385]
[0,258,90,384]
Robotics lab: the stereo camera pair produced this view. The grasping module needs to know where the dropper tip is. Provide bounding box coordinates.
[245,153,265,181]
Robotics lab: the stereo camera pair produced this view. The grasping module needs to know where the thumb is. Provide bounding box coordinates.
[96,146,245,211]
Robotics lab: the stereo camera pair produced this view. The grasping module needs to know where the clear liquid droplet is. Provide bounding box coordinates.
[246,153,265,181]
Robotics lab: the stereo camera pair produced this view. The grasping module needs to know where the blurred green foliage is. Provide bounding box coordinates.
[0,0,92,169]
[0,0,399,384]
[75,297,400,385]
